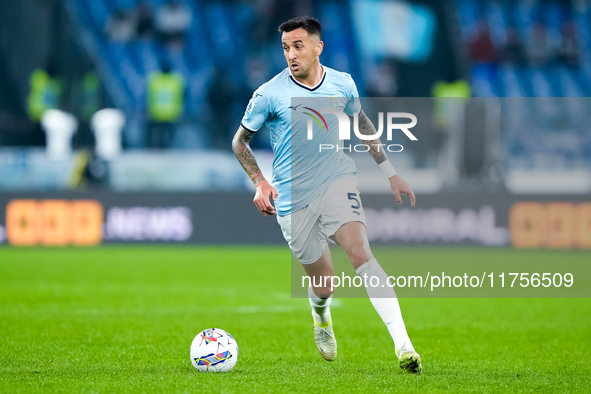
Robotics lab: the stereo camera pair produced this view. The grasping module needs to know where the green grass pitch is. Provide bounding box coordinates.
[1,246,590,393]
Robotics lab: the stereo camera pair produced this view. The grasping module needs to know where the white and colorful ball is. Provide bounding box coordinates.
[190,328,238,372]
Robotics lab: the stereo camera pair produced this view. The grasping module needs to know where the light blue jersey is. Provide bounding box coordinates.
[241,66,361,216]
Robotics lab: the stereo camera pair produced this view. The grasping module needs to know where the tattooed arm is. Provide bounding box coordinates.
[355,110,388,165]
[354,110,416,207]
[232,125,278,216]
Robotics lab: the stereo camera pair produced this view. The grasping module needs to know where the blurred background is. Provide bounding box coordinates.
[0,0,590,248]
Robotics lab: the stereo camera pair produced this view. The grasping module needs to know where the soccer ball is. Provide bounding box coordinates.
[190,328,239,372]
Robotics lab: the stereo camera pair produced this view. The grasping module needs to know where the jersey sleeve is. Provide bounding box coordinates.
[344,76,361,116]
[241,88,269,132]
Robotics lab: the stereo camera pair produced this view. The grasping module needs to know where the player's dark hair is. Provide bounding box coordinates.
[278,16,322,40]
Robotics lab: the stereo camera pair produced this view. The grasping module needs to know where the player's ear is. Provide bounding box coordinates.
[316,40,324,56]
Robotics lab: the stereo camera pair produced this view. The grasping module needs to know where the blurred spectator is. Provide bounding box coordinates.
[207,68,235,145]
[431,77,471,128]
[147,62,185,148]
[136,1,155,40]
[468,21,498,96]
[244,57,270,94]
[572,0,589,14]
[528,23,551,66]
[558,21,580,67]
[69,69,102,150]
[250,1,279,54]
[155,0,193,47]
[27,61,62,123]
[105,9,136,42]
[468,21,497,64]
[81,71,101,122]
[501,27,526,66]
[366,61,398,97]
[432,78,471,99]
[249,0,299,55]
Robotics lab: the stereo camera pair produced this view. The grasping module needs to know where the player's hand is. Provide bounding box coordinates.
[389,175,416,207]
[253,179,278,216]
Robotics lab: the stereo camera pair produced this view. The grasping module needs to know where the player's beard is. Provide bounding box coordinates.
[293,69,308,79]
[292,61,314,80]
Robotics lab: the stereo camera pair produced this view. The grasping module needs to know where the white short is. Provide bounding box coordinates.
[277,176,367,265]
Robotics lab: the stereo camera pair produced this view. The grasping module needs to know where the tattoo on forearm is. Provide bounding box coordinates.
[232,126,265,186]
[356,111,388,165]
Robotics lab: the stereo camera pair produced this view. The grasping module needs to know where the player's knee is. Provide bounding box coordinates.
[347,245,373,267]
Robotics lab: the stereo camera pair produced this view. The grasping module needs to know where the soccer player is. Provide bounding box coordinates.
[232,16,422,373]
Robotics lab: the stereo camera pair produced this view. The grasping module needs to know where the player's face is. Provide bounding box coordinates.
[281,28,323,79]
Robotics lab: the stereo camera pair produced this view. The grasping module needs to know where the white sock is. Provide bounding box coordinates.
[308,286,332,325]
[356,258,413,352]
